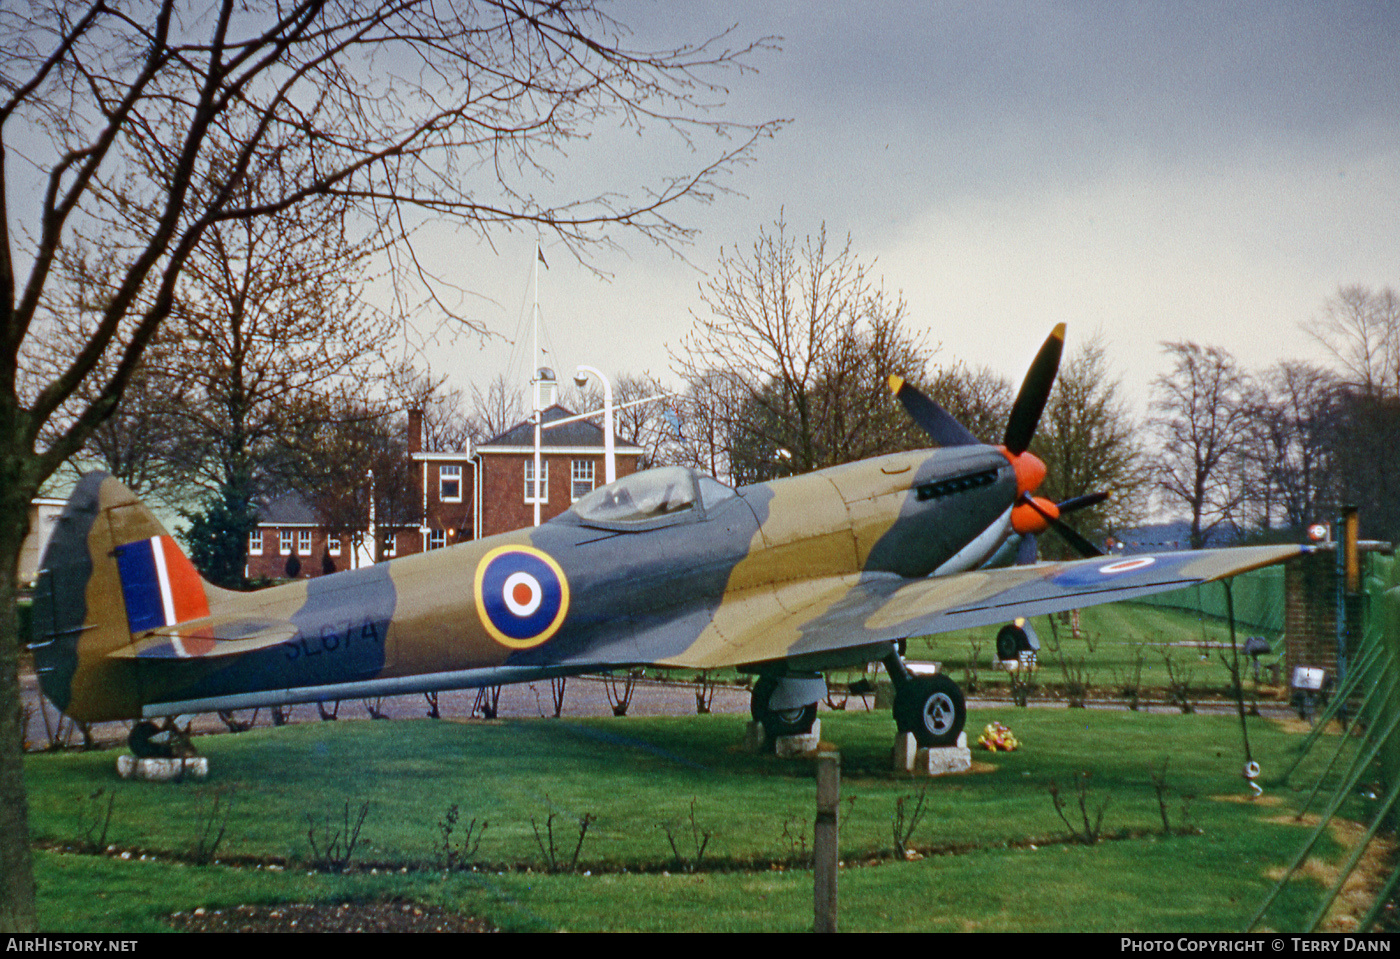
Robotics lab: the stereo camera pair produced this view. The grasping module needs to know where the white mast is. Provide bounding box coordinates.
[531,242,543,527]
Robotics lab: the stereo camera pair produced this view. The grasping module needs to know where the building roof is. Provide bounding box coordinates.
[255,492,321,527]
[477,404,643,454]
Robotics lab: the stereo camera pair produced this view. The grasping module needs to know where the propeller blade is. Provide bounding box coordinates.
[888,375,980,448]
[1049,517,1104,559]
[1057,491,1109,515]
[1022,493,1103,559]
[1003,323,1066,455]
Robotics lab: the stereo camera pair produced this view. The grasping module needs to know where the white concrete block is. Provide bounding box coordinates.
[894,731,971,775]
[893,731,919,772]
[116,755,208,782]
[773,720,821,757]
[915,744,972,776]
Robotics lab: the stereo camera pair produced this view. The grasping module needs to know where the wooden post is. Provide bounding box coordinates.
[814,751,839,933]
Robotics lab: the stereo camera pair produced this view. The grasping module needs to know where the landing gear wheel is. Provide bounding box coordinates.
[751,676,818,739]
[894,674,966,747]
[127,719,194,758]
[996,623,1029,660]
[128,721,173,759]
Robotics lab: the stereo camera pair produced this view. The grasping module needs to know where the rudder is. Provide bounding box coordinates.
[32,473,224,722]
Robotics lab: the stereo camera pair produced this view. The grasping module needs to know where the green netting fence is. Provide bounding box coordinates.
[1247,551,1399,932]
[1130,564,1285,632]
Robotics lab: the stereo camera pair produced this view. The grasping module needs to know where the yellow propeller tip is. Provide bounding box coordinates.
[887,374,905,394]
[1051,323,1066,341]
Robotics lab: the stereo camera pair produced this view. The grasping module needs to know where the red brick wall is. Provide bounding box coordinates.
[1286,549,1339,680]
[245,527,349,581]
[244,450,637,578]
[479,452,638,537]
[418,459,474,549]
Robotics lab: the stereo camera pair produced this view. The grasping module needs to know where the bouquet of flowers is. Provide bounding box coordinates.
[977,721,1019,752]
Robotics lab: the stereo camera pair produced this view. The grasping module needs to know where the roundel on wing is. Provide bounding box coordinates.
[1051,554,1165,588]
[474,545,570,648]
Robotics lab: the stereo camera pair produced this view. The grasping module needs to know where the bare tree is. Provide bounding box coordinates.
[0,1,775,930]
[1307,284,1400,400]
[1328,390,1400,543]
[672,217,930,482]
[923,361,1015,445]
[390,362,473,454]
[612,372,684,468]
[289,400,422,562]
[1238,361,1338,536]
[156,193,392,586]
[672,370,745,481]
[465,372,528,444]
[1299,284,1400,541]
[1149,342,1255,549]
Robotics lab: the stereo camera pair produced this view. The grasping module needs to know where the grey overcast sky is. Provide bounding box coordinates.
[412,1,1400,419]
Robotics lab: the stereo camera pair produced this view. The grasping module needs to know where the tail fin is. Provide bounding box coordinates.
[31,473,225,721]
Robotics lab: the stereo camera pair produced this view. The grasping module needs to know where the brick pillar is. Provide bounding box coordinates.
[1285,549,1338,681]
[407,408,423,455]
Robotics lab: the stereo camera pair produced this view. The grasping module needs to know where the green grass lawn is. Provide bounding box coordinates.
[23,705,1362,933]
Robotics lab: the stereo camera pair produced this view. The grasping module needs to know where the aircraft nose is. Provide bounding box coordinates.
[1000,447,1046,497]
[1012,495,1059,535]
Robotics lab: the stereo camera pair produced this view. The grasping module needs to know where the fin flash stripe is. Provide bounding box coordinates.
[114,536,210,634]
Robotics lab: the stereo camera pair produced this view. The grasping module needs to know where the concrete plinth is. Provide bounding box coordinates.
[116,755,208,782]
[894,732,971,776]
[744,719,823,755]
[773,720,821,757]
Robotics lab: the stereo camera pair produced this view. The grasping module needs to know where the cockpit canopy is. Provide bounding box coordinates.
[563,466,736,532]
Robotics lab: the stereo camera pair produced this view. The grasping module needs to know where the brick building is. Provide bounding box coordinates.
[247,404,642,580]
[476,404,643,537]
[246,492,347,581]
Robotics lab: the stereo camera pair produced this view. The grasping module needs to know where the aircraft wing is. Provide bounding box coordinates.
[661,544,1304,670]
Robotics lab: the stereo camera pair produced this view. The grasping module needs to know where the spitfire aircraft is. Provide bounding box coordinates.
[32,326,1301,756]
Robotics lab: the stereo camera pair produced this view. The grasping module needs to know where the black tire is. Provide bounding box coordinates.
[996,623,1027,660]
[128,720,173,759]
[751,675,818,738]
[894,674,966,747]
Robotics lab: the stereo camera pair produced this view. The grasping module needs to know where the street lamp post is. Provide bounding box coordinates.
[574,365,615,484]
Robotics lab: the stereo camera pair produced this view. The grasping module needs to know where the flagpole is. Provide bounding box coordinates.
[532,242,543,526]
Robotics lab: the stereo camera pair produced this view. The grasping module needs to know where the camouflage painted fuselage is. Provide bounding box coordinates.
[34,446,1016,722]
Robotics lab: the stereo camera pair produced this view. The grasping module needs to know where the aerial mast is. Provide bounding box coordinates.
[531,243,544,526]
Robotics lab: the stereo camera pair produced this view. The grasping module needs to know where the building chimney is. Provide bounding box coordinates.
[407,408,423,455]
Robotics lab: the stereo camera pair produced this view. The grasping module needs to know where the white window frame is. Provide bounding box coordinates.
[279,530,293,555]
[571,459,595,502]
[328,534,342,557]
[524,460,549,504]
[297,529,312,556]
[429,528,446,550]
[249,530,263,555]
[439,464,462,503]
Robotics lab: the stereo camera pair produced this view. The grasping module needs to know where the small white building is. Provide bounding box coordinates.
[19,498,68,587]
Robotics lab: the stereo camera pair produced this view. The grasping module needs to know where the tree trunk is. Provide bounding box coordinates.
[0,489,37,932]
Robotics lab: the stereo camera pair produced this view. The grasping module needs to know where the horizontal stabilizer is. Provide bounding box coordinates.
[107,617,297,660]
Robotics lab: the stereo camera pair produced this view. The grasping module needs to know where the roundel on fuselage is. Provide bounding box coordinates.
[473,545,570,648]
